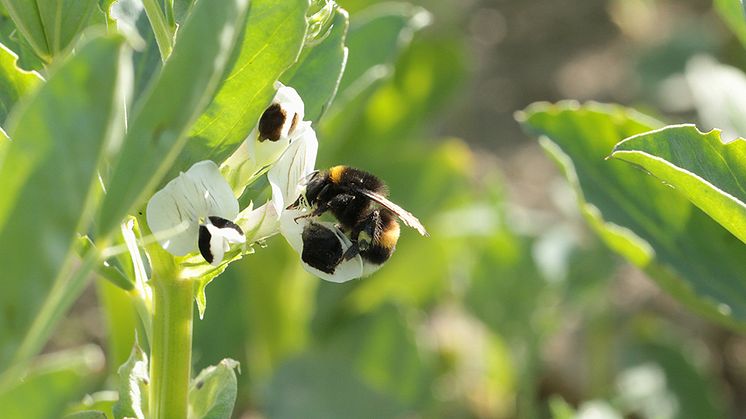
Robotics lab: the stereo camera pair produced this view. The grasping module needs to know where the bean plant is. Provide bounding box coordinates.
[0,0,434,417]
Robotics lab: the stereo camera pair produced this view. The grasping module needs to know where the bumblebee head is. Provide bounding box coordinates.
[286,170,325,210]
[303,170,331,206]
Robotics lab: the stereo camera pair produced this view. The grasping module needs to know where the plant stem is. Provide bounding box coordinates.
[149,273,194,419]
[142,0,174,60]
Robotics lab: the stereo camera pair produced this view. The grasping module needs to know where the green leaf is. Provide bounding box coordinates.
[1,0,97,61]
[612,125,746,246]
[112,341,149,419]
[0,0,50,60]
[188,359,240,419]
[176,0,307,170]
[0,15,46,72]
[36,0,98,56]
[0,346,104,419]
[0,35,129,371]
[517,102,746,327]
[336,3,430,98]
[715,0,746,48]
[281,6,348,122]
[0,42,42,123]
[173,0,194,25]
[98,0,250,237]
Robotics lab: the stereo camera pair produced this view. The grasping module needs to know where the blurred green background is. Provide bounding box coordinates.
[45,0,746,417]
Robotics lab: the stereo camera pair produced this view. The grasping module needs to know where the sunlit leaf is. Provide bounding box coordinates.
[1,0,97,61]
[282,6,349,122]
[0,42,41,123]
[0,35,129,371]
[518,102,746,327]
[98,0,250,237]
[176,0,307,170]
[188,359,240,419]
[612,125,746,246]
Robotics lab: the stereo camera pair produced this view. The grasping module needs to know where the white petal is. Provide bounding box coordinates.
[279,209,363,283]
[274,82,305,135]
[220,84,306,196]
[236,201,280,242]
[268,122,318,213]
[146,161,238,256]
[215,224,246,244]
[183,161,239,220]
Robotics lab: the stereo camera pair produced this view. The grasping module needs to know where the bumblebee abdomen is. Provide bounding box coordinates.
[360,212,399,265]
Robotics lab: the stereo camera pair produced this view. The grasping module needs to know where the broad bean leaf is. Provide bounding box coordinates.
[714,0,746,48]
[1,0,97,61]
[0,42,41,123]
[98,0,250,237]
[518,102,746,327]
[188,359,240,419]
[337,3,430,98]
[112,342,149,419]
[36,0,98,56]
[0,35,129,371]
[176,0,307,170]
[612,125,746,246]
[0,346,104,419]
[0,14,45,72]
[281,7,349,122]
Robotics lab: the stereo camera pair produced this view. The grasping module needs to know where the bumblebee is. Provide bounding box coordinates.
[292,166,427,277]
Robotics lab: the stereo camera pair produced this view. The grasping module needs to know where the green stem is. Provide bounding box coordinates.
[142,0,174,60]
[149,273,194,419]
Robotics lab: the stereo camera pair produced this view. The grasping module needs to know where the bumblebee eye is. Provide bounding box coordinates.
[198,216,246,266]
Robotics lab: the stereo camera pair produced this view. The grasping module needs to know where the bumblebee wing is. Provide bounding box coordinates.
[354,188,429,236]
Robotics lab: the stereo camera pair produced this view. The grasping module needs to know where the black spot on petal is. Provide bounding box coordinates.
[208,216,244,236]
[199,225,213,264]
[258,103,286,142]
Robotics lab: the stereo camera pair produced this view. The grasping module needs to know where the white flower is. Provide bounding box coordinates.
[146,160,245,265]
[221,82,305,196]
[267,122,364,283]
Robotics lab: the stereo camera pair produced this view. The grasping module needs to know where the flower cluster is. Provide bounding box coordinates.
[145,83,362,282]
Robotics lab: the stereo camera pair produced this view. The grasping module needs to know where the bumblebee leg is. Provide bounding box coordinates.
[294,202,331,222]
[342,241,360,261]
